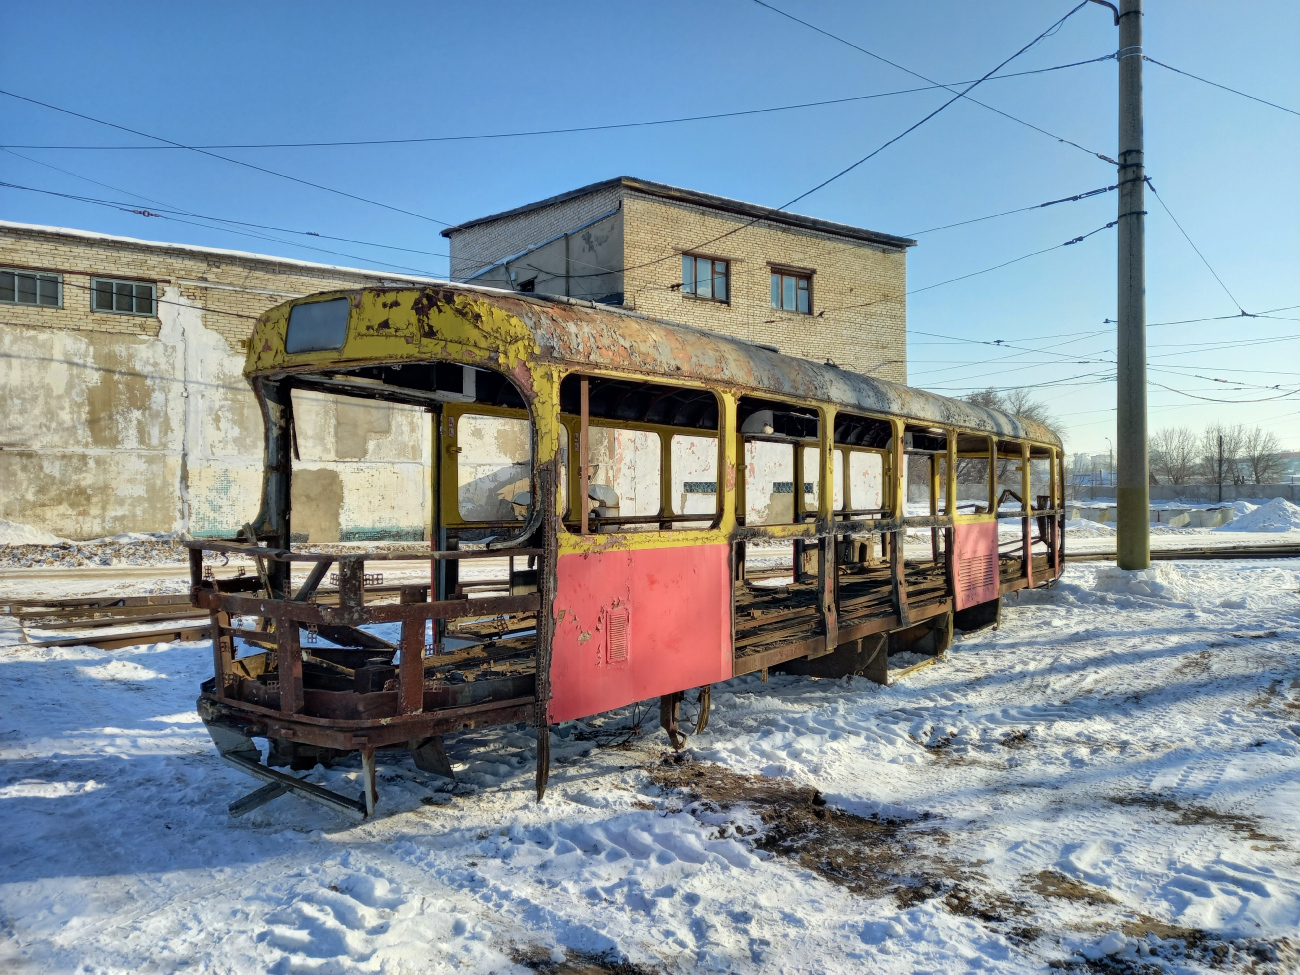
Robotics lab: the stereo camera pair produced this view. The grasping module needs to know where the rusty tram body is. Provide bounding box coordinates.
[187,284,1065,819]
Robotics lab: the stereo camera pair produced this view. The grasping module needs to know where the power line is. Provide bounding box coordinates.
[613,2,1096,288]
[0,88,453,227]
[750,0,1117,165]
[0,179,449,259]
[1144,56,1300,118]
[1146,179,1243,313]
[906,184,1116,236]
[0,57,1117,152]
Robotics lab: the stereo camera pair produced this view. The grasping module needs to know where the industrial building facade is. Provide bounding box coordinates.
[444,177,914,382]
[0,221,434,541]
[2,183,914,540]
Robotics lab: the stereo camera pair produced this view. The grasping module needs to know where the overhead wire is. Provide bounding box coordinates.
[0,56,1118,151]
[0,87,453,227]
[0,179,449,259]
[749,0,1117,165]
[1143,56,1300,118]
[905,184,1116,236]
[1145,178,1244,313]
[614,1,1095,283]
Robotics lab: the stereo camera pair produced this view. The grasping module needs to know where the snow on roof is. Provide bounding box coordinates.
[0,219,447,283]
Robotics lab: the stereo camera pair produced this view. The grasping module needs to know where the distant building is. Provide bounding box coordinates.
[442,177,915,382]
[0,221,434,539]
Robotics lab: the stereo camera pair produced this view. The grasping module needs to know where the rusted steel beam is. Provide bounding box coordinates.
[195,591,540,625]
[399,620,424,715]
[201,695,536,750]
[212,610,234,700]
[277,622,304,715]
[579,377,590,537]
[890,531,911,627]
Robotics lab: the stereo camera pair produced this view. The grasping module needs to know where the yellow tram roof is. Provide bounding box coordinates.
[246,282,1062,449]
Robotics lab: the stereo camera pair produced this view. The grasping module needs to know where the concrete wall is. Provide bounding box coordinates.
[467,207,623,303]
[0,223,433,540]
[1072,483,1299,503]
[447,185,624,281]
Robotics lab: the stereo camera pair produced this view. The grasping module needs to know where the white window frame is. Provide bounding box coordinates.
[0,268,62,308]
[91,277,156,316]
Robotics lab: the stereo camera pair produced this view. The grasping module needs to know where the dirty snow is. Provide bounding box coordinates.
[0,519,68,546]
[1,559,1299,973]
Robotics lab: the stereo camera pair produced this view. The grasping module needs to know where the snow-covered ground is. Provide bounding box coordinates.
[2,560,1299,973]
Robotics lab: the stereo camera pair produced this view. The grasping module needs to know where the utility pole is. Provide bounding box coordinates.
[1114,0,1150,569]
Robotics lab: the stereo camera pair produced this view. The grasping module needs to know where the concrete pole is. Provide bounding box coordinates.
[1116,0,1150,569]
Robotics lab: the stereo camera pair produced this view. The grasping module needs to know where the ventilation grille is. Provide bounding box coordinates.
[959,554,997,595]
[606,608,629,664]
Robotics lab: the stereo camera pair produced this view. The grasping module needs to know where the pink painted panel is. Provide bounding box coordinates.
[953,520,999,610]
[550,543,731,723]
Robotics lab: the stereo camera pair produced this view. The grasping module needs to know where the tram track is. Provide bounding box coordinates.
[1066,544,1300,562]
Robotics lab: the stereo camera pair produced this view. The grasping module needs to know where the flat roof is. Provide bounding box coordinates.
[439,177,916,250]
[0,220,441,283]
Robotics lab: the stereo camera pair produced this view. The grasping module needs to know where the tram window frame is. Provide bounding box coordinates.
[737,397,821,527]
[995,440,1028,516]
[903,426,949,517]
[445,405,536,527]
[954,433,994,515]
[832,411,892,519]
[559,373,723,536]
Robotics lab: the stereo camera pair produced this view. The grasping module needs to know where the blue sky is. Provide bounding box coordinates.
[2,0,1296,455]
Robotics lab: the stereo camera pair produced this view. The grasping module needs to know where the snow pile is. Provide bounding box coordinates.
[1216,497,1300,533]
[1092,563,1198,602]
[1065,517,1115,536]
[0,519,67,546]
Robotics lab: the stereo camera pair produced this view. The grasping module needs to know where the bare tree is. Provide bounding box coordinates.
[1241,426,1284,484]
[1199,423,1245,496]
[1150,426,1198,484]
[959,388,1060,487]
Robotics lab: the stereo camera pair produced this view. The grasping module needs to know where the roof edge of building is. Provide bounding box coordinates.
[439,177,916,249]
[0,219,443,283]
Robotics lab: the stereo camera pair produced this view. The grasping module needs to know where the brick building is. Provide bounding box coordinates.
[444,177,914,382]
[0,221,436,540]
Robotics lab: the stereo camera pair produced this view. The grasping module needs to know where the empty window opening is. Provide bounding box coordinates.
[286,387,432,543]
[847,450,885,513]
[956,434,993,514]
[455,412,532,524]
[585,426,661,531]
[671,433,720,528]
[995,441,1027,516]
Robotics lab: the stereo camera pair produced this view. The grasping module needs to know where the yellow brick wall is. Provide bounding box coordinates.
[620,195,908,383]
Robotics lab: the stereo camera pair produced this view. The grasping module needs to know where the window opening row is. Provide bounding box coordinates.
[446,382,1058,536]
[0,268,156,315]
[678,255,813,315]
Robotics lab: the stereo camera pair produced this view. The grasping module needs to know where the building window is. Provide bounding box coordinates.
[681,254,728,302]
[0,268,61,307]
[92,278,155,316]
[771,269,811,314]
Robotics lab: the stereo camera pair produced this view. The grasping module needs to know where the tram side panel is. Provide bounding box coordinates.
[548,544,732,723]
